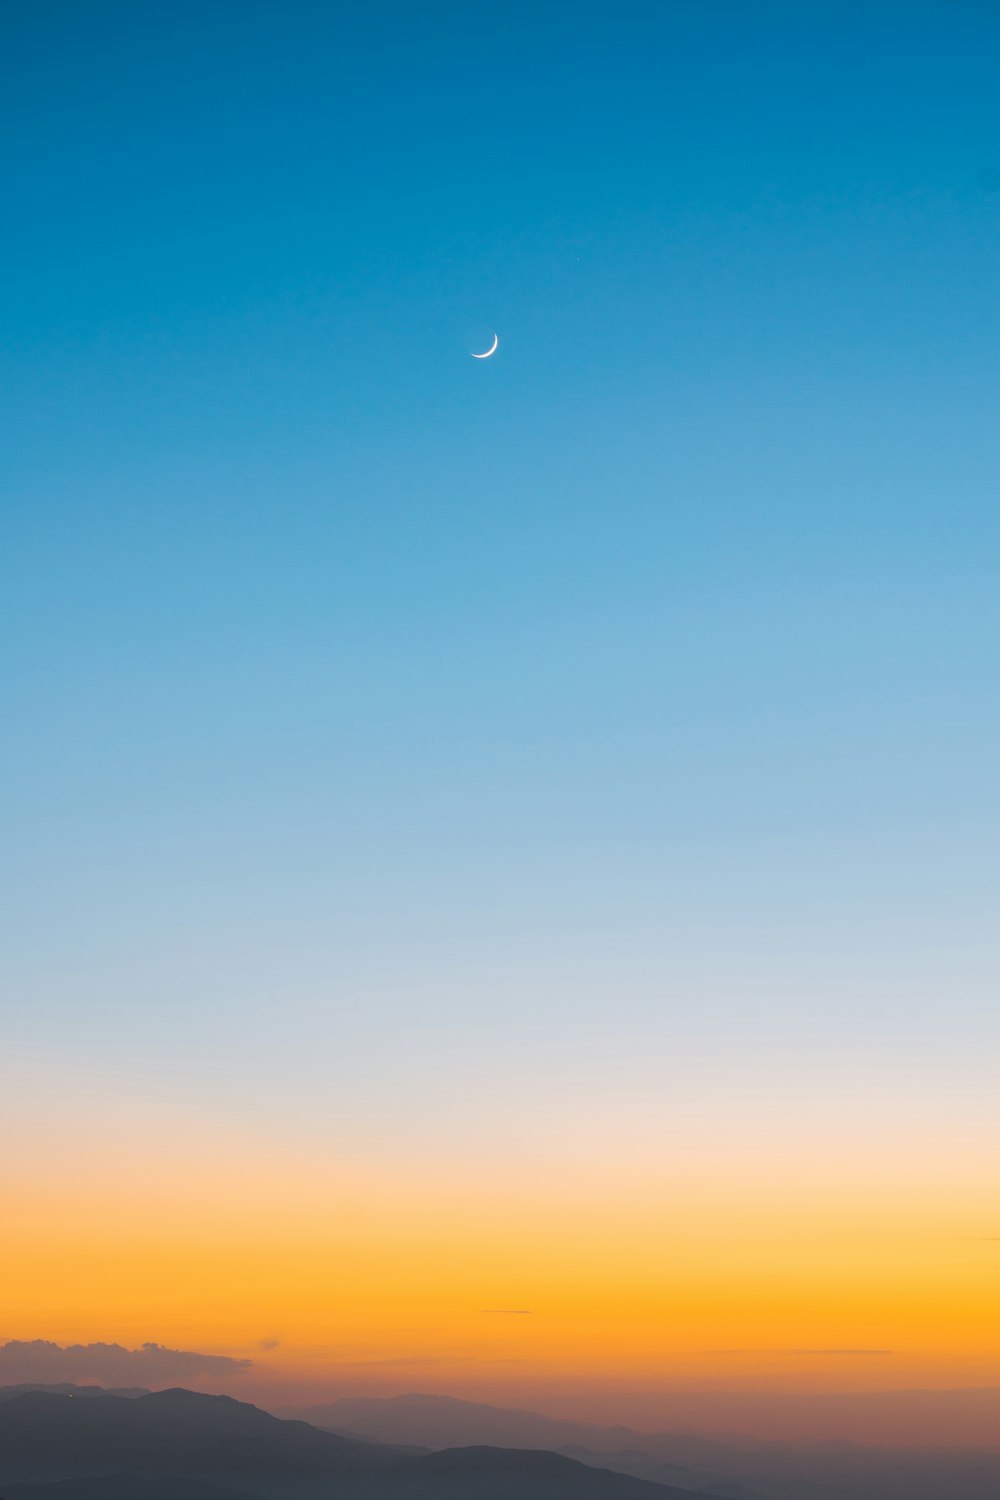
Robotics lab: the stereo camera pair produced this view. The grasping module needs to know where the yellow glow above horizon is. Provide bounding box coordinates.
[5,1095,999,1421]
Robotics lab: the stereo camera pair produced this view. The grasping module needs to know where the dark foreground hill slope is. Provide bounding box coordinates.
[0,1389,148,1404]
[5,1476,264,1500]
[397,1444,682,1496]
[0,1390,398,1476]
[0,1389,688,1500]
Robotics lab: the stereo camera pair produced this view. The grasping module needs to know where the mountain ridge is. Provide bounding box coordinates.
[0,1388,688,1500]
[276,1389,1000,1500]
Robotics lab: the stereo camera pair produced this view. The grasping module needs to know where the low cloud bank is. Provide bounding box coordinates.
[0,1339,252,1387]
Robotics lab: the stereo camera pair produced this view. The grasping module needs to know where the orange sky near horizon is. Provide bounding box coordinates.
[5,1088,999,1439]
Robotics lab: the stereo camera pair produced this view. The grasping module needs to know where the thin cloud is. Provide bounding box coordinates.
[0,1339,252,1387]
[320,1354,471,1368]
[708,1347,893,1356]
[481,1309,533,1316]
[311,1352,528,1369]
[785,1348,894,1356]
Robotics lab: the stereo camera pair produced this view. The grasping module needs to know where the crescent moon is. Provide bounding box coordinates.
[471,333,499,359]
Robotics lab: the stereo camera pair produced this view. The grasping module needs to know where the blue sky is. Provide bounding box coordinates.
[2,2,998,1151]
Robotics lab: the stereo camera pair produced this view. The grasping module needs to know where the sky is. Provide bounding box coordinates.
[2,0,999,1444]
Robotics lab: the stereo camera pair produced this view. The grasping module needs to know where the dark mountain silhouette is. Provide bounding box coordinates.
[0,1388,148,1403]
[0,1389,400,1479]
[4,1476,263,1500]
[0,1389,689,1500]
[371,1444,693,1497]
[697,1485,763,1500]
[8,1384,1000,1499]
[413,1444,663,1479]
[557,1446,717,1489]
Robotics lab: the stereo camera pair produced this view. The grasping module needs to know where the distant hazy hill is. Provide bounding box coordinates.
[278,1389,1000,1500]
[0,1388,687,1500]
[279,1391,635,1452]
[276,1393,740,1486]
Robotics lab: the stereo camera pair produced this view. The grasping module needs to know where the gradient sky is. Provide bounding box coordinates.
[2,0,999,1440]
